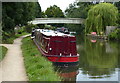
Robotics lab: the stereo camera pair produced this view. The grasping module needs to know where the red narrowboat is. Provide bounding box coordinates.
[33,29,79,64]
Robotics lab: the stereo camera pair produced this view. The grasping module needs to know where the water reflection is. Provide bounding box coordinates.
[54,65,79,81]
[76,36,119,81]
[54,36,119,81]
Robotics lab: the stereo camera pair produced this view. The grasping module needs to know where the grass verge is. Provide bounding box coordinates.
[21,37,61,81]
[0,46,8,61]
[2,32,29,44]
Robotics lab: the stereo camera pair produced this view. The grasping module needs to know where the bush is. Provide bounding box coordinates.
[17,27,25,34]
[25,24,37,33]
[2,31,16,44]
[2,31,28,44]
[108,28,120,40]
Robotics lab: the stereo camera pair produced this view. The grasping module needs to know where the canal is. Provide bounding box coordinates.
[55,35,120,82]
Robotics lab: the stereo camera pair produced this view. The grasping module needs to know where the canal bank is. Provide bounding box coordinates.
[0,35,29,82]
[21,36,61,81]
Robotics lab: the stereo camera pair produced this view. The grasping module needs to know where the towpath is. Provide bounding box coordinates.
[0,35,30,82]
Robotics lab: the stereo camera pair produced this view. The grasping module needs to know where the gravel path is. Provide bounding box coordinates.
[0,35,30,82]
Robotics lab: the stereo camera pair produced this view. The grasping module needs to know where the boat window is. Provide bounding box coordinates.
[40,38,49,53]
[41,38,44,45]
[39,34,43,43]
[54,40,63,42]
[70,41,76,43]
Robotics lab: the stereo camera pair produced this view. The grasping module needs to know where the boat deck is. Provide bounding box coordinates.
[35,29,74,37]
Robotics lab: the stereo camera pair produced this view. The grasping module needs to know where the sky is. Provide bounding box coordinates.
[38,0,76,12]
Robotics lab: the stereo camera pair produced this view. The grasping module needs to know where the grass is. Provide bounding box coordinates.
[15,32,29,38]
[21,37,61,81]
[2,32,29,44]
[0,46,8,61]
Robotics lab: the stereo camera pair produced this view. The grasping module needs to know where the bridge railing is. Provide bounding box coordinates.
[29,18,85,24]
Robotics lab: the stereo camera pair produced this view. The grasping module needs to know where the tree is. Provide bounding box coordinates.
[2,2,42,33]
[35,2,42,18]
[45,5,64,27]
[85,3,119,35]
[65,2,92,34]
[65,2,92,19]
[115,1,120,26]
[45,5,64,18]
[2,2,42,43]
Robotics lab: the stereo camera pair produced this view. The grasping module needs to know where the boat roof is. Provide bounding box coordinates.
[35,29,75,37]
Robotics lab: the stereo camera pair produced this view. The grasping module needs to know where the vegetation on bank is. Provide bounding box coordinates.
[85,3,118,35]
[2,32,29,44]
[65,1,120,36]
[2,23,38,44]
[21,37,61,81]
[2,2,42,44]
[115,2,120,25]
[65,2,92,34]
[108,28,120,40]
[0,46,8,61]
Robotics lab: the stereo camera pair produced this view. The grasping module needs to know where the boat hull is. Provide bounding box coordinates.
[47,56,79,62]
[33,39,79,63]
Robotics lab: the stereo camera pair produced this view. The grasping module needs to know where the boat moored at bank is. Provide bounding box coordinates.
[33,29,79,63]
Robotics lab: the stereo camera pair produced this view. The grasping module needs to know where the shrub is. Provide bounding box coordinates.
[108,28,120,40]
[25,24,37,33]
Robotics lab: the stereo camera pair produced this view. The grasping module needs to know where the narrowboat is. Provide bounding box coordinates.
[33,29,79,64]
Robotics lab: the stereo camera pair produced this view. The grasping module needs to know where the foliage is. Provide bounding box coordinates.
[45,5,64,18]
[0,46,8,61]
[65,2,92,34]
[45,5,65,27]
[2,2,42,42]
[115,1,120,25]
[2,32,29,44]
[65,24,85,34]
[41,11,46,18]
[65,2,92,19]
[2,31,15,44]
[85,3,119,35]
[25,24,37,33]
[108,28,120,40]
[35,3,42,18]
[21,37,61,81]
[2,2,41,31]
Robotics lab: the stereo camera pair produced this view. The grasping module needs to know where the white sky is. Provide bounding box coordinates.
[38,0,76,12]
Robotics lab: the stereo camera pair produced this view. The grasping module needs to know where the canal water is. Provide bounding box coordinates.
[55,35,120,82]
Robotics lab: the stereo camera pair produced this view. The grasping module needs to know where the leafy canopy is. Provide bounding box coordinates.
[45,5,64,18]
[45,5,64,27]
[2,2,41,32]
[85,3,118,35]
